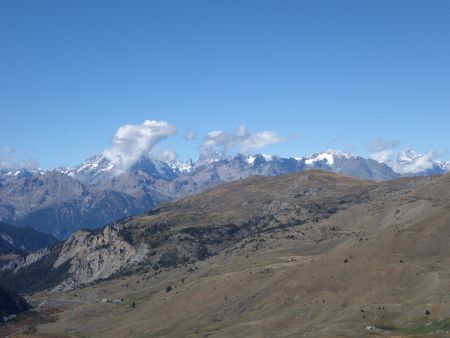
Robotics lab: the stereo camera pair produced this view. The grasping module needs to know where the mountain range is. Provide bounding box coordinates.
[0,149,448,238]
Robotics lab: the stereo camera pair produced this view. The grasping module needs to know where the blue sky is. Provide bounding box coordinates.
[0,0,449,169]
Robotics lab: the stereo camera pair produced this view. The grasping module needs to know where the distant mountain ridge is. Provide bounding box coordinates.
[0,222,58,253]
[0,149,448,238]
[0,287,30,322]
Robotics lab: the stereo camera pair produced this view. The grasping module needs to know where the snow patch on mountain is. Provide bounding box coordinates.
[305,152,335,166]
[245,155,256,165]
[2,168,47,177]
[168,159,194,173]
[55,155,115,182]
[304,149,352,166]
[261,154,273,161]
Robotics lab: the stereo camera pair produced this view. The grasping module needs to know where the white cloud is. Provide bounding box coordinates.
[370,147,441,175]
[0,158,16,170]
[0,146,39,170]
[367,137,400,153]
[0,146,16,155]
[103,120,177,173]
[201,124,283,156]
[241,131,283,152]
[201,130,238,155]
[370,149,395,164]
[391,149,436,174]
[368,137,400,166]
[367,138,445,174]
[160,150,177,161]
[184,131,197,141]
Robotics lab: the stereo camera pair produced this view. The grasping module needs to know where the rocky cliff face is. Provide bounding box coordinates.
[0,246,52,273]
[53,225,148,290]
[0,222,148,292]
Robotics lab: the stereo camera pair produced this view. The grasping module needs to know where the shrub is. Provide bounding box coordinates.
[196,244,208,261]
[158,250,179,267]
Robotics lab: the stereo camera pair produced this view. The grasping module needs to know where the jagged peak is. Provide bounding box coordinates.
[396,149,422,163]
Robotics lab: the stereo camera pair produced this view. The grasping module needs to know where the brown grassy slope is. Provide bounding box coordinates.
[107,170,382,269]
[36,172,450,337]
[124,170,378,239]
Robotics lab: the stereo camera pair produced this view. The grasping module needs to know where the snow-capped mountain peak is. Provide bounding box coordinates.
[76,155,113,173]
[304,149,352,166]
[167,159,194,173]
[396,149,422,163]
[261,154,273,161]
[56,155,115,180]
[386,149,449,175]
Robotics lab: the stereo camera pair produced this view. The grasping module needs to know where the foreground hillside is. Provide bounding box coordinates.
[0,171,379,292]
[2,171,450,337]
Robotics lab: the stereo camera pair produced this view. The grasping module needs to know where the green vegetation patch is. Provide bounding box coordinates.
[380,318,450,335]
[399,318,450,335]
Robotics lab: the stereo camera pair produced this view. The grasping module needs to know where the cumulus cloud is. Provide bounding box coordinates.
[202,130,238,155]
[103,120,177,173]
[201,125,283,156]
[241,131,283,152]
[184,131,197,141]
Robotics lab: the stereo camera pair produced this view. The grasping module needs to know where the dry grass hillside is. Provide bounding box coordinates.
[2,171,450,337]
